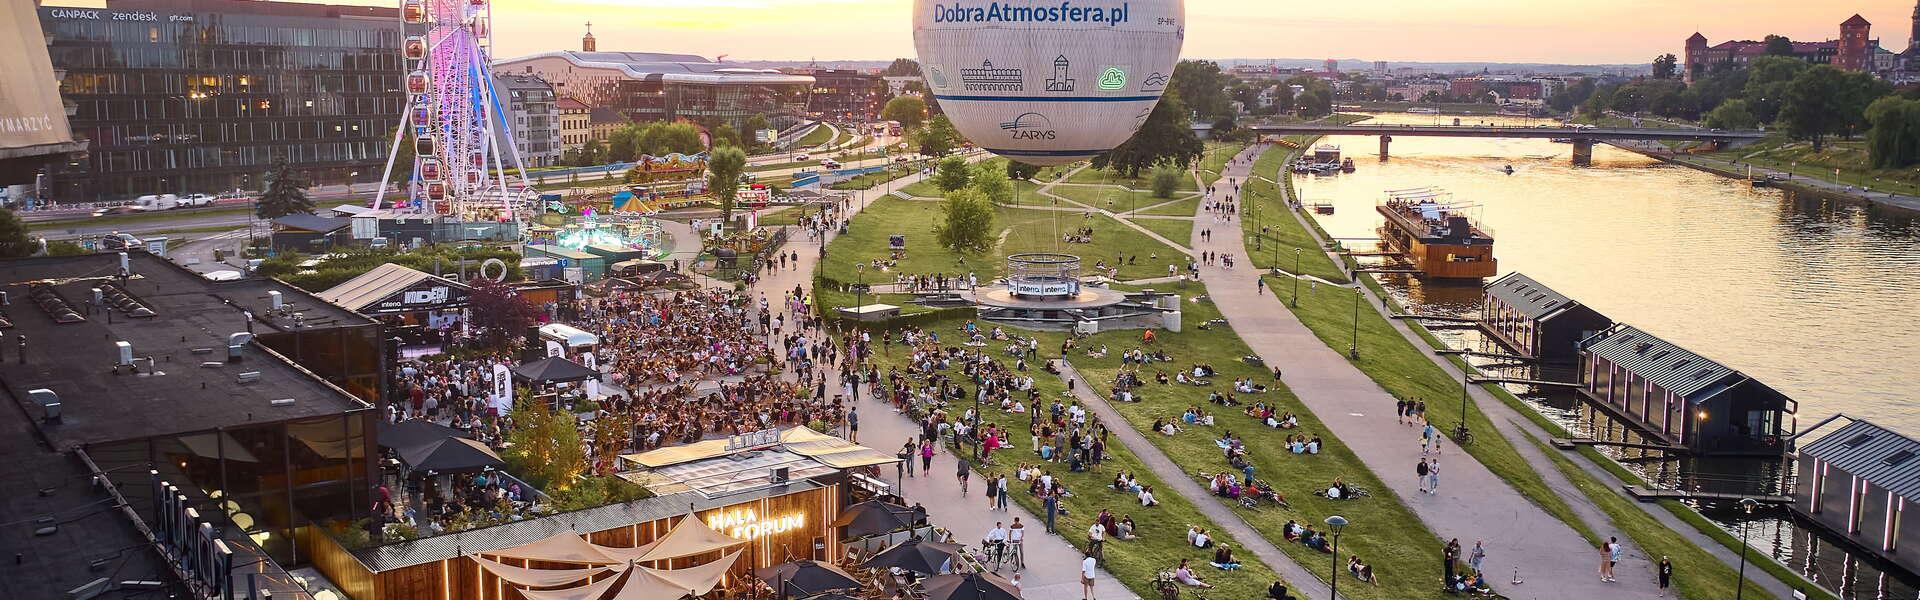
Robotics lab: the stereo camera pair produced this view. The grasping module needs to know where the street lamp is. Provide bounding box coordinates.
[1456,361,1471,441]
[1292,248,1302,307]
[1348,286,1361,358]
[854,263,867,309]
[1324,515,1348,600]
[1735,497,1758,600]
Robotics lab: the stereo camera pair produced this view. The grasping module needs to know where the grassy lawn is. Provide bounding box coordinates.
[1067,291,1450,600]
[1526,436,1781,600]
[1197,141,1250,186]
[1264,280,1596,547]
[848,312,1286,600]
[1126,217,1195,248]
[1001,208,1185,281]
[1240,179,1349,283]
[1048,186,1176,214]
[796,124,835,148]
[1135,195,1203,217]
[1703,136,1920,196]
[1066,165,1200,192]
[828,166,915,191]
[748,158,823,172]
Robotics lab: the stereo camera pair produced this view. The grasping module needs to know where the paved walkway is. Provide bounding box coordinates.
[1199,144,1664,599]
[743,168,1135,600]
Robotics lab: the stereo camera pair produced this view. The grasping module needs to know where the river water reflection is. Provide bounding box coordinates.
[1291,112,1920,597]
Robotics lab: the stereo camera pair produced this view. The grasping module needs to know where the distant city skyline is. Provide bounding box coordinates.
[38,0,1920,66]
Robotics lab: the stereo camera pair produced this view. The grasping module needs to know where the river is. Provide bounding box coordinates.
[1291,112,1920,598]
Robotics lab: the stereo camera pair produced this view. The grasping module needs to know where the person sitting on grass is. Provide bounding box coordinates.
[1212,544,1242,570]
[1348,556,1378,585]
[1115,515,1137,540]
[1174,559,1214,588]
[1282,520,1301,541]
[1304,530,1331,553]
[1155,371,1171,385]
[1138,485,1159,507]
[1187,526,1214,549]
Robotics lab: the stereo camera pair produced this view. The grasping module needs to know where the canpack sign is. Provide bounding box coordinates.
[931,1,1130,24]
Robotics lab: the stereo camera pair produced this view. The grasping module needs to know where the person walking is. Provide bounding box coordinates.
[901,440,916,478]
[1008,517,1027,569]
[1422,422,1438,455]
[1080,552,1098,600]
[1416,458,1432,494]
[955,456,970,495]
[983,470,999,509]
[1468,540,1486,574]
[920,439,934,474]
[847,406,858,442]
[1597,540,1614,582]
[1428,457,1441,494]
[1657,556,1673,597]
[1397,398,1408,425]
[996,474,1011,511]
[1607,536,1622,581]
[1044,490,1059,533]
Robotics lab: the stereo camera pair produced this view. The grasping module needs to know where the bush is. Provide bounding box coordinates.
[1150,166,1181,198]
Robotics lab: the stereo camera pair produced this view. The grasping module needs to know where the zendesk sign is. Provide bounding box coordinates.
[46,8,195,22]
[706,508,806,541]
[930,1,1130,25]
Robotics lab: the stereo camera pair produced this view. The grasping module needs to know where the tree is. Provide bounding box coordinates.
[881,96,928,129]
[607,124,642,162]
[913,115,959,157]
[1171,60,1234,121]
[579,138,605,166]
[1743,56,1810,124]
[466,276,534,346]
[1763,35,1795,57]
[504,395,588,491]
[969,162,1013,204]
[934,188,995,253]
[711,123,742,149]
[1867,96,1920,168]
[1549,77,1596,113]
[1778,65,1869,151]
[1005,161,1040,181]
[256,158,314,218]
[1149,166,1180,199]
[932,155,972,192]
[1285,75,1333,117]
[745,114,771,136]
[1094,89,1204,177]
[647,122,704,155]
[1652,54,1678,80]
[883,58,921,77]
[707,145,747,227]
[1703,99,1758,130]
[0,207,37,258]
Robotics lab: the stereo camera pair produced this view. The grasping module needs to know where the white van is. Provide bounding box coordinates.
[133,194,180,211]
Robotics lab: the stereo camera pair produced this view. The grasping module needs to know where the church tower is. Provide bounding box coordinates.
[1683,32,1708,83]
[1910,0,1920,51]
[582,22,596,52]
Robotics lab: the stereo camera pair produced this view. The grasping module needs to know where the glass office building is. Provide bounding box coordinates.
[38,0,407,201]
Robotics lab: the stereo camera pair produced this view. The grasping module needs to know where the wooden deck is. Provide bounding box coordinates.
[1392,313,1479,323]
[1551,437,1686,453]
[1622,485,1791,505]
[1467,375,1582,388]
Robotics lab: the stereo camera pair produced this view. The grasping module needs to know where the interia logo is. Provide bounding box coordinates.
[931,2,1130,25]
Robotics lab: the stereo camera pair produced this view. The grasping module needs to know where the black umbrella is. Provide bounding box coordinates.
[923,572,1023,600]
[862,538,963,575]
[832,500,920,539]
[512,357,598,384]
[797,594,859,600]
[397,437,505,472]
[753,560,861,598]
[377,418,460,450]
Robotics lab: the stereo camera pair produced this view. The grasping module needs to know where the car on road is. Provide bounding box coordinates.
[99,232,141,251]
[795,153,810,161]
[133,194,180,211]
[179,193,215,207]
[92,205,142,217]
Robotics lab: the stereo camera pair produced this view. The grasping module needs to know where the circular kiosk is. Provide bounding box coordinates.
[964,253,1142,330]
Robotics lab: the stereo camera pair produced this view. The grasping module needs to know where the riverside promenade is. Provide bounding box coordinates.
[1195,144,1665,599]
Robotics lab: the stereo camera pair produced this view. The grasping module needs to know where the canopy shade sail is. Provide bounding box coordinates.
[518,566,627,600]
[483,531,621,565]
[638,549,743,597]
[470,555,610,588]
[513,357,600,384]
[597,515,747,563]
[396,437,505,473]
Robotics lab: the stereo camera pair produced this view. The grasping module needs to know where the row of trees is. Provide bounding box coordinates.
[1587,55,1891,151]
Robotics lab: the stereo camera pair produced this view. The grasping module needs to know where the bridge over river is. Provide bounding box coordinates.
[1247,123,1767,165]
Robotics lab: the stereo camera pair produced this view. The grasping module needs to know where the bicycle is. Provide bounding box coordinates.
[1451,424,1473,445]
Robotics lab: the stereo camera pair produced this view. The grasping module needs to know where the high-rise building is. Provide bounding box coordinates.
[802,69,885,121]
[494,51,813,133]
[491,74,559,167]
[37,0,407,202]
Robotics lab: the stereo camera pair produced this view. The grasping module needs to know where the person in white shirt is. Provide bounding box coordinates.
[1081,554,1098,600]
[985,522,1009,565]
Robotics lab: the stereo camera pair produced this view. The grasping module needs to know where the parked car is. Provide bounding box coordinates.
[99,232,141,250]
[178,193,215,207]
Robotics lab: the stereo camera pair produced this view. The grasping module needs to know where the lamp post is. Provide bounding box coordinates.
[1456,360,1471,441]
[855,263,867,309]
[1325,515,1348,600]
[1348,286,1361,358]
[1735,497,1758,600]
[1292,248,1302,307]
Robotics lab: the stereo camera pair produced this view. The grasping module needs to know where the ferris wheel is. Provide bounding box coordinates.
[373,0,528,221]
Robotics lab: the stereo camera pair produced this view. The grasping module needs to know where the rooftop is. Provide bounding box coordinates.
[1802,418,1920,502]
[0,252,373,450]
[1485,272,1592,322]
[1579,324,1738,399]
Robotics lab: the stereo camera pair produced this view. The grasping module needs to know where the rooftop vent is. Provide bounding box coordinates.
[1885,450,1915,467]
[97,282,156,318]
[28,389,60,421]
[268,290,283,309]
[28,284,85,324]
[227,332,253,362]
[236,371,261,384]
[1844,433,1875,448]
[1635,342,1653,354]
[114,341,133,366]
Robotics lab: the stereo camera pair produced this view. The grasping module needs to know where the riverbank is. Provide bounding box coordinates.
[1609,141,1920,215]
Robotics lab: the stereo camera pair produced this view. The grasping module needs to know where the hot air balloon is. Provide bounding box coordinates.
[912,0,1184,166]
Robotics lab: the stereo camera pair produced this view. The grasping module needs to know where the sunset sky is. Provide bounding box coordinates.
[55,0,1920,64]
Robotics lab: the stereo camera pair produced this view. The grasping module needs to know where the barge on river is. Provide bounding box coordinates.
[1375,187,1498,280]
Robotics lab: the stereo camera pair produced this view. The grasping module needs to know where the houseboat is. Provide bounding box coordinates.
[1480,272,1612,364]
[1792,416,1920,576]
[1576,324,1797,456]
[1311,144,1342,164]
[1375,188,1498,280]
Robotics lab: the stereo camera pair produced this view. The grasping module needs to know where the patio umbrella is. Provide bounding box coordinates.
[377,418,461,450]
[397,437,505,473]
[832,500,919,539]
[797,594,859,600]
[753,560,861,598]
[923,572,1023,600]
[862,538,963,575]
[512,357,599,384]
